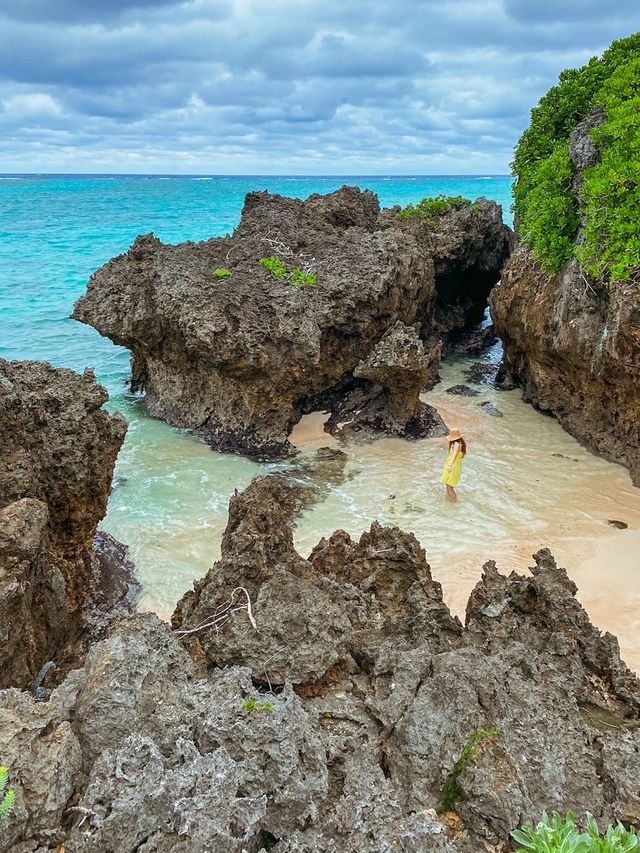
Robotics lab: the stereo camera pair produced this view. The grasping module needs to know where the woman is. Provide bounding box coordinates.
[441,428,466,502]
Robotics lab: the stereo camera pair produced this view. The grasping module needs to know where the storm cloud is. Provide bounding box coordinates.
[0,0,638,173]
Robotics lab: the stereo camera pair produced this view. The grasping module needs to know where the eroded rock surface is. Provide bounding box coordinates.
[4,474,639,852]
[325,322,447,442]
[0,360,133,689]
[73,187,510,459]
[491,114,640,484]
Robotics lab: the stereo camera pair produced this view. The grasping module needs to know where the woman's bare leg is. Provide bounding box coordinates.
[446,485,457,503]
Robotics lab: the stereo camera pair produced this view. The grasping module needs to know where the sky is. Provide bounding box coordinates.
[0,0,638,175]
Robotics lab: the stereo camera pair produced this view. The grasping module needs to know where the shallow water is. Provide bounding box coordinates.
[102,346,640,673]
[292,351,640,672]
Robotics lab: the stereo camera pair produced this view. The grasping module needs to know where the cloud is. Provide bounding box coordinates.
[2,93,63,116]
[0,0,638,173]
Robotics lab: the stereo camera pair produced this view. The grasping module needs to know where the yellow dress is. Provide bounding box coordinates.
[441,443,464,487]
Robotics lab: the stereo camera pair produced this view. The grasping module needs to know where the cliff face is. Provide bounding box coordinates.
[3,472,640,852]
[491,243,640,483]
[0,360,133,689]
[73,187,510,459]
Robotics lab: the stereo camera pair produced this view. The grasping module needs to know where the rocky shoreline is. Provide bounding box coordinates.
[2,356,640,852]
[2,131,640,849]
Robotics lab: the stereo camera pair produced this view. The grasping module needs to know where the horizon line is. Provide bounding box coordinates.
[0,172,513,179]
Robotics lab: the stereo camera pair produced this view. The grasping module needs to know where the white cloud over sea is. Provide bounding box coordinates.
[0,0,638,174]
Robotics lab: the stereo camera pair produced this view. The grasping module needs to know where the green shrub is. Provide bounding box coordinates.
[259,256,288,279]
[397,194,472,227]
[242,697,276,714]
[290,268,317,287]
[512,32,640,281]
[439,726,501,812]
[512,811,640,851]
[0,766,15,823]
[213,267,232,279]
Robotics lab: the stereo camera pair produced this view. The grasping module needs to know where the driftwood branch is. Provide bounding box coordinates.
[174,586,258,636]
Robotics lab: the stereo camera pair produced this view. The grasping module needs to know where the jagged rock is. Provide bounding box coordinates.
[173,475,461,687]
[491,108,640,485]
[4,476,640,852]
[445,385,479,397]
[428,200,514,332]
[325,322,448,442]
[464,362,498,385]
[73,187,510,460]
[447,323,499,356]
[0,360,132,689]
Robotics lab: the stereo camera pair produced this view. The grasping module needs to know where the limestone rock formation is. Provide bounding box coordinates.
[73,187,510,459]
[0,360,134,689]
[4,473,640,852]
[491,243,640,483]
[325,322,448,442]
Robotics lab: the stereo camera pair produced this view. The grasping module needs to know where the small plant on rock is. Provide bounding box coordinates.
[259,256,288,279]
[290,268,317,287]
[242,697,276,714]
[0,766,15,823]
[213,267,232,279]
[512,811,640,851]
[439,726,501,812]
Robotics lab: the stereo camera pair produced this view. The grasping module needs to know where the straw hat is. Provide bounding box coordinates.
[447,428,464,442]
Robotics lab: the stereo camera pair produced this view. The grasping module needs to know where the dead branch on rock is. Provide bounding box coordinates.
[262,232,296,259]
[174,586,258,636]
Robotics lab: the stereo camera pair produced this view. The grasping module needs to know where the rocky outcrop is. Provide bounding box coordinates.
[73,187,510,460]
[491,244,640,483]
[4,473,639,852]
[491,114,640,484]
[0,360,134,689]
[324,322,447,442]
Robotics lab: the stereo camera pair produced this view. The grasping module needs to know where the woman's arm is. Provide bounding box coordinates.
[447,441,460,472]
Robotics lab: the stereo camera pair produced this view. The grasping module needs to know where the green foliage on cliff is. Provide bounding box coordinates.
[213,267,232,279]
[397,194,472,227]
[290,268,317,287]
[512,32,640,282]
[0,766,15,823]
[512,811,640,851]
[260,256,288,279]
[260,256,317,287]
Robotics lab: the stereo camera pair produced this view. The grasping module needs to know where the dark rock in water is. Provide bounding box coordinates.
[326,322,448,442]
[494,358,519,391]
[607,519,629,530]
[5,477,640,852]
[73,187,510,460]
[464,361,498,385]
[552,453,579,462]
[477,401,504,418]
[448,323,499,356]
[0,360,131,690]
[445,384,479,397]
